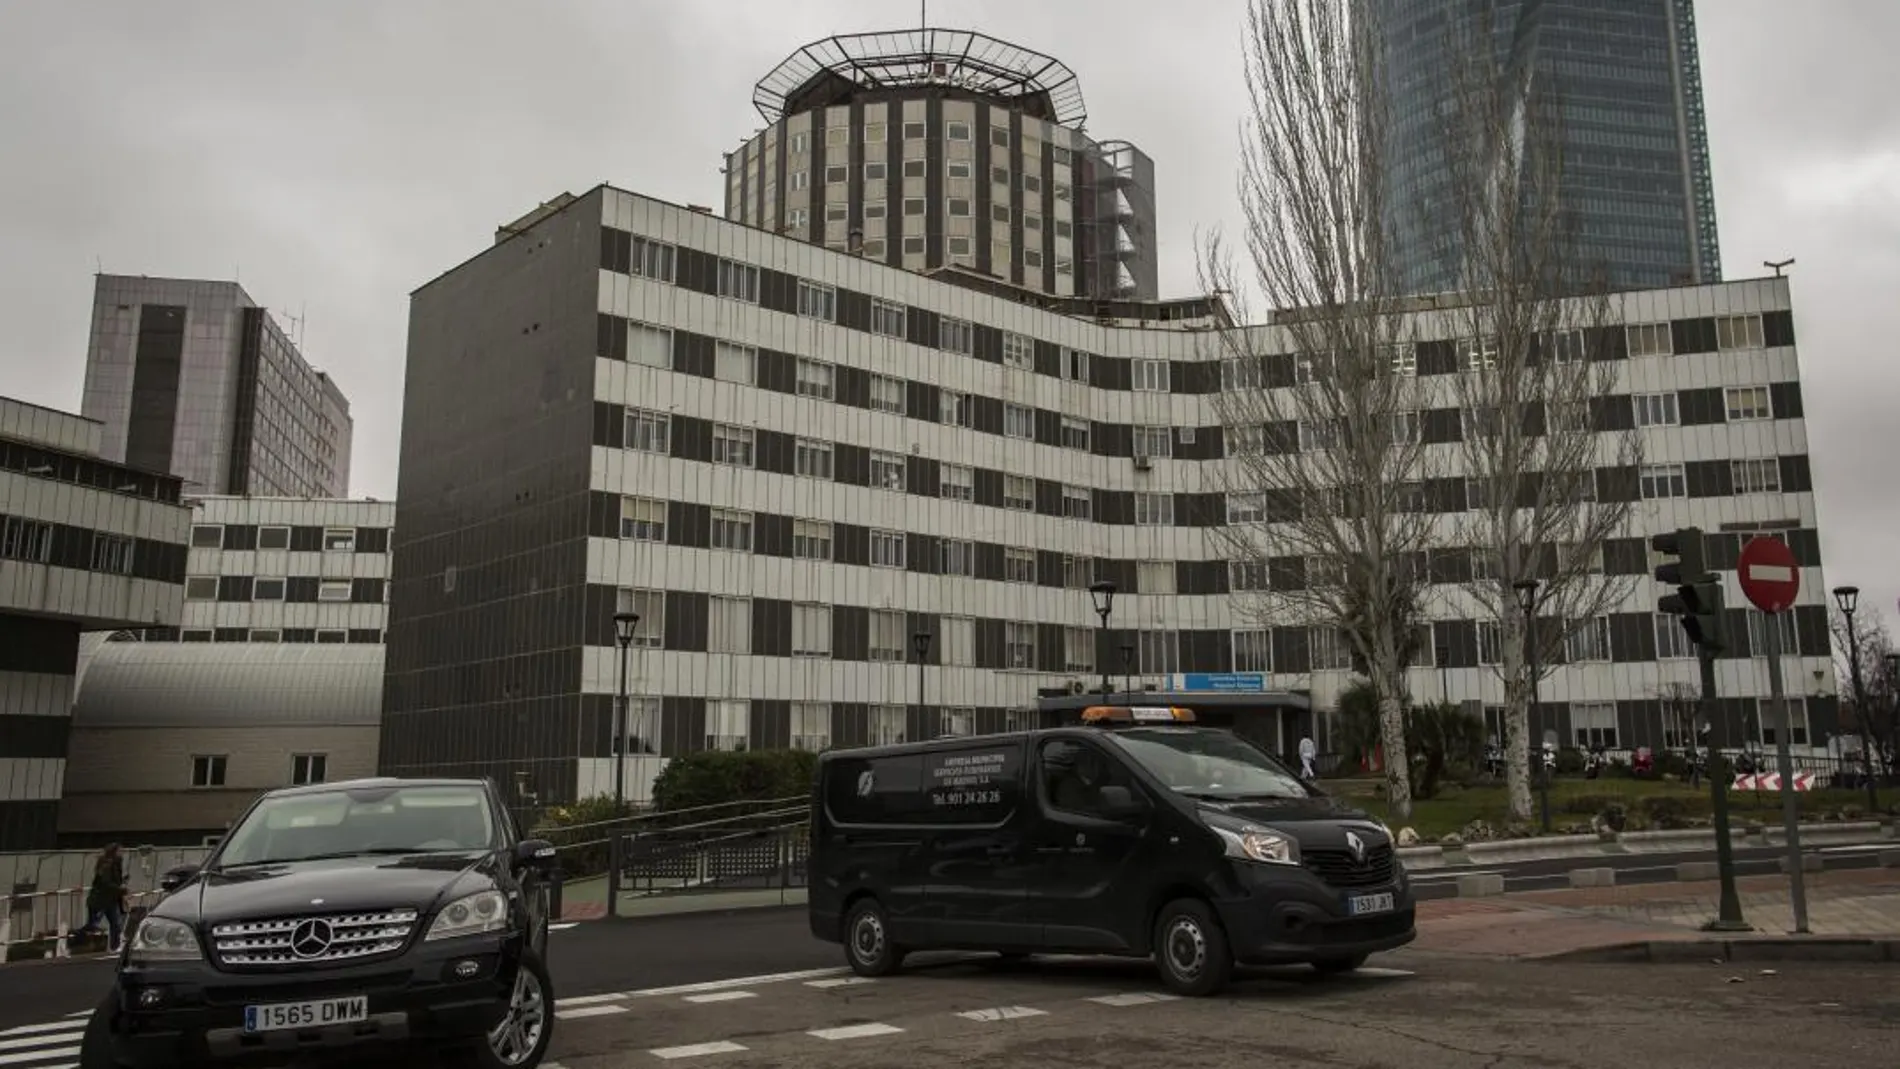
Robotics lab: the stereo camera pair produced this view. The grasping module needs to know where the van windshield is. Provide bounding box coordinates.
[1105,727,1314,801]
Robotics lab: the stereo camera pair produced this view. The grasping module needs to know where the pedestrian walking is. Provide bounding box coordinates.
[82,843,129,953]
[1298,734,1318,782]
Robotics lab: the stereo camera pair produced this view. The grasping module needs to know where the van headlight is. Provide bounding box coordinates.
[1210,823,1300,865]
[426,890,509,941]
[128,917,202,963]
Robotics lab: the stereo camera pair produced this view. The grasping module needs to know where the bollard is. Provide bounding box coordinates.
[1567,867,1617,889]
[1456,873,1505,897]
[1676,861,1720,882]
[1778,854,1824,874]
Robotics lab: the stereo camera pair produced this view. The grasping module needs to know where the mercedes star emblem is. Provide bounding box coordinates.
[290,918,335,958]
[1344,830,1367,864]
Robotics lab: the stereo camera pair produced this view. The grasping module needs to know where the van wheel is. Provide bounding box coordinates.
[842,899,905,977]
[1311,954,1369,975]
[1152,898,1233,997]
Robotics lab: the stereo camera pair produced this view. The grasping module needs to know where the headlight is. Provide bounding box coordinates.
[426,889,509,941]
[1211,823,1299,865]
[128,917,202,963]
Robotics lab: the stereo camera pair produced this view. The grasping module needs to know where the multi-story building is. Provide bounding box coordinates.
[722,29,1158,301]
[0,395,189,848]
[1372,0,1722,294]
[81,275,355,498]
[380,183,1840,808]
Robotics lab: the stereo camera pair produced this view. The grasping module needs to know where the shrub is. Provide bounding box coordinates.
[650,749,819,813]
[1639,794,1694,829]
[1553,747,1586,776]
[1653,749,1692,780]
[1561,793,1621,816]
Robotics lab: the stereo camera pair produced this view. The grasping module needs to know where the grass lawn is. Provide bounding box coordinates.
[1330,775,1888,842]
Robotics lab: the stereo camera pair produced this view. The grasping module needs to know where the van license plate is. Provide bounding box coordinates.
[243,996,369,1033]
[1348,892,1395,916]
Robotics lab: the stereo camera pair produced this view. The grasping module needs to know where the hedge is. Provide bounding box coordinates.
[651,749,818,812]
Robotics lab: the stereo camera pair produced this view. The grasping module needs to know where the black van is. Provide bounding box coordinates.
[807,706,1414,996]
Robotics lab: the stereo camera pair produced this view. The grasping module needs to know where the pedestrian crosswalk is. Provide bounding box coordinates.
[0,1012,86,1069]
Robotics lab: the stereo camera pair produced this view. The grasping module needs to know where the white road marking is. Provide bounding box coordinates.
[0,1031,82,1053]
[0,1044,79,1066]
[650,1040,750,1059]
[558,965,849,1007]
[1350,967,1417,978]
[61,1013,90,1020]
[958,1005,1049,1022]
[0,1023,84,1038]
[805,976,875,988]
[682,991,756,1004]
[809,1023,905,1041]
[1085,992,1180,1007]
[554,993,629,1008]
[548,922,579,931]
[554,1004,627,1020]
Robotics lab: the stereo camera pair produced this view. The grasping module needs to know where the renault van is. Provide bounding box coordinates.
[807,706,1414,996]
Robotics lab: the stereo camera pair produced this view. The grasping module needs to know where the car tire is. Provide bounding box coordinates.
[1311,953,1370,975]
[79,991,131,1069]
[1152,898,1233,997]
[841,898,905,977]
[466,949,555,1069]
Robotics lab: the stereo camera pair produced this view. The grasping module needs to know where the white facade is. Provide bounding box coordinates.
[171,496,393,644]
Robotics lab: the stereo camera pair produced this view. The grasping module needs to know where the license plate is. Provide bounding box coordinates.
[243,996,369,1034]
[1348,892,1395,916]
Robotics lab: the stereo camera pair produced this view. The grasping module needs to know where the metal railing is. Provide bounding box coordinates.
[4,887,165,960]
[596,799,810,899]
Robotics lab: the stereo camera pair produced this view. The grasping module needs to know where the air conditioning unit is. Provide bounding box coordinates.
[1133,455,1153,471]
[1068,679,1087,694]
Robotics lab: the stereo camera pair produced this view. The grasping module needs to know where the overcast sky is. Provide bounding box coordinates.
[2,0,1895,634]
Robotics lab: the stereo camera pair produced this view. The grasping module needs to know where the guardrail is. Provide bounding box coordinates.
[3,887,163,961]
[606,802,810,899]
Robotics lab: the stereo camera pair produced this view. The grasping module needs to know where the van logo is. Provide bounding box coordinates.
[1345,831,1366,864]
[856,770,876,797]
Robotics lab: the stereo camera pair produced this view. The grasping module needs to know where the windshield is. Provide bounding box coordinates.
[1106,727,1314,801]
[214,784,498,868]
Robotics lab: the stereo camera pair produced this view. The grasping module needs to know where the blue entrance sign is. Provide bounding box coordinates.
[1180,672,1266,692]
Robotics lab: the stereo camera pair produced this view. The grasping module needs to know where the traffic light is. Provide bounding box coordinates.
[1652,527,1725,654]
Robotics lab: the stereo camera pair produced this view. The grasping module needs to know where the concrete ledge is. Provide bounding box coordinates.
[1567,867,1617,889]
[1539,937,1900,965]
[1877,849,1900,868]
[1396,845,1447,870]
[1622,828,1714,850]
[1466,834,1600,863]
[1456,873,1506,897]
[1779,854,1825,874]
[1676,861,1720,881]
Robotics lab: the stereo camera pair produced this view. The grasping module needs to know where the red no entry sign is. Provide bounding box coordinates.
[1737,536,1801,613]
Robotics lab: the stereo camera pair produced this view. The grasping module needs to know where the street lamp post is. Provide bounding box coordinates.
[1833,586,1879,810]
[1120,642,1136,701]
[912,630,933,729]
[1513,579,1551,832]
[1089,581,1117,698]
[607,611,639,922]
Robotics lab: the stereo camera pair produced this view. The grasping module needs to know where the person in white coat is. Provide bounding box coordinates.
[1298,735,1318,781]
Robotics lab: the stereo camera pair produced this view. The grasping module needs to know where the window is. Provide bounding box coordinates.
[903,121,926,139]
[1464,336,1498,371]
[320,527,355,552]
[1655,613,1693,659]
[824,165,848,184]
[945,120,971,140]
[318,579,351,602]
[940,617,975,666]
[939,317,973,354]
[868,374,905,414]
[710,509,753,551]
[1062,486,1091,519]
[714,341,755,385]
[1761,698,1810,747]
[1229,560,1267,591]
[1023,250,1042,268]
[795,438,833,479]
[791,703,831,751]
[941,539,975,576]
[1627,322,1672,357]
[991,202,1010,222]
[253,577,286,601]
[940,464,974,501]
[626,236,676,282]
[1062,348,1089,382]
[794,358,834,400]
[940,389,971,427]
[1733,458,1781,494]
[258,525,290,550]
[797,281,836,322]
[790,132,809,154]
[902,197,926,216]
[864,162,887,182]
[903,159,926,178]
[190,755,228,788]
[1132,426,1172,458]
[1124,358,1170,393]
[708,596,750,654]
[870,529,905,568]
[1004,622,1035,669]
[1060,417,1089,451]
[190,525,222,548]
[1572,702,1617,749]
[184,577,217,600]
[291,754,327,786]
[869,610,905,662]
[865,122,886,142]
[1063,627,1094,673]
[249,629,281,642]
[870,451,906,491]
[1228,425,1263,456]
[1725,385,1772,421]
[902,236,926,255]
[1003,404,1033,439]
[716,259,759,302]
[1540,328,1586,363]
[792,519,832,561]
[1478,622,1502,665]
[619,496,665,541]
[868,705,906,746]
[1233,630,1271,673]
[787,207,812,230]
[315,629,348,644]
[707,701,749,752]
[1463,406,1502,439]
[947,160,973,179]
[1001,332,1033,368]
[864,201,887,220]
[948,237,972,258]
[626,409,670,454]
[1565,616,1611,662]
[1225,493,1263,524]
[1134,492,1174,526]
[1138,631,1179,674]
[1005,548,1035,584]
[789,170,809,191]
[712,424,754,467]
[938,708,976,739]
[1632,392,1678,427]
[1391,410,1422,445]
[1138,561,1175,595]
[626,322,670,368]
[1003,476,1034,511]
[1638,463,1686,500]
[992,128,1009,148]
[1298,420,1340,452]
[947,198,971,217]
[1308,556,1345,588]
[1716,313,1764,351]
[824,125,849,146]
[1747,607,1799,657]
[180,629,213,643]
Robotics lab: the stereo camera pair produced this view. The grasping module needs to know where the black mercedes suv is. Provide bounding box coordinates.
[83,777,559,1069]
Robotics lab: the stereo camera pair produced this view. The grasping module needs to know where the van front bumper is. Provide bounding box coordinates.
[1211,863,1416,966]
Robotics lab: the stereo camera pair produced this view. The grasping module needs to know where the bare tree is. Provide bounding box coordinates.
[1422,8,1641,821]
[1201,0,1435,818]
[1830,605,1896,775]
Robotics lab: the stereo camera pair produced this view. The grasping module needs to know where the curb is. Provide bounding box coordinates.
[1445,833,1900,898]
[1535,937,1900,965]
[1410,820,1894,871]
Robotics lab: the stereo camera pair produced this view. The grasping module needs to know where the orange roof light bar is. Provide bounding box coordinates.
[1080,705,1197,725]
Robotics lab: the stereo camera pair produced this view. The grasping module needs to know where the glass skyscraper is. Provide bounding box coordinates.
[1372,0,1721,294]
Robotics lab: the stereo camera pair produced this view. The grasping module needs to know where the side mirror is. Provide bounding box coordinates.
[514,839,557,871]
[159,865,200,894]
[1097,785,1146,820]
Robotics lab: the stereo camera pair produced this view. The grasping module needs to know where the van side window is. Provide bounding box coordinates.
[1038,739,1140,818]
[824,754,928,824]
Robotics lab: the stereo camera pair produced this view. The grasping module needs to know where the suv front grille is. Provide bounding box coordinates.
[1302,844,1397,889]
[211,909,419,968]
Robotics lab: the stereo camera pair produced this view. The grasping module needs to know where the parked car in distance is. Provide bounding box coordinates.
[83,777,558,1069]
[808,705,1415,996]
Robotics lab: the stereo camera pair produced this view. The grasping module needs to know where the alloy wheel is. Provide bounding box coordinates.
[488,965,547,1066]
